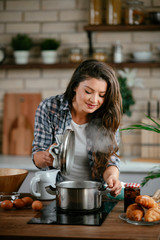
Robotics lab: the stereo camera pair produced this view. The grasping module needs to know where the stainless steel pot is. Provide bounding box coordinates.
[45,180,111,212]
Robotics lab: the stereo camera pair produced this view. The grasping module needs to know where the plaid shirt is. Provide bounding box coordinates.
[32,94,120,172]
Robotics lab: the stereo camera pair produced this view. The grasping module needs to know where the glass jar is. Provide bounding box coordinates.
[125,0,144,25]
[113,40,123,63]
[93,48,107,62]
[89,0,102,25]
[69,48,83,63]
[106,0,122,25]
[124,183,141,212]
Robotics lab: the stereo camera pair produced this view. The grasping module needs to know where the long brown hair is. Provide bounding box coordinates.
[64,59,122,178]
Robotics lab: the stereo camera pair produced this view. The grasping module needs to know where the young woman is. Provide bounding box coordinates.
[32,59,122,197]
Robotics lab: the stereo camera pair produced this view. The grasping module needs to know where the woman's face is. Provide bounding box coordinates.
[73,77,107,114]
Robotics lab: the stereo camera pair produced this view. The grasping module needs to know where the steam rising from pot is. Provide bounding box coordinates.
[86,120,117,154]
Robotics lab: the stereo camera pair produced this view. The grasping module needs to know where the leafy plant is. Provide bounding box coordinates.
[120,115,160,186]
[40,39,60,51]
[141,166,160,187]
[118,77,135,116]
[11,34,33,51]
[121,115,160,133]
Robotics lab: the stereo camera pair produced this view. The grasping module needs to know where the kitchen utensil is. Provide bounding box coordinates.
[157,101,159,118]
[132,51,152,61]
[9,115,33,155]
[149,12,160,24]
[0,168,28,192]
[49,129,75,176]
[141,102,160,159]
[0,46,6,64]
[45,180,111,212]
[30,169,60,200]
[2,93,42,155]
[0,192,20,203]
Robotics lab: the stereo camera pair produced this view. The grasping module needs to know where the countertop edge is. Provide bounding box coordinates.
[0,155,159,173]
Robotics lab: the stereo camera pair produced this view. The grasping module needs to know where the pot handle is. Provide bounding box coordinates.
[98,184,112,195]
[49,144,60,168]
[45,185,57,196]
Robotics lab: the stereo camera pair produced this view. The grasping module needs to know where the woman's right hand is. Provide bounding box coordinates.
[33,150,54,168]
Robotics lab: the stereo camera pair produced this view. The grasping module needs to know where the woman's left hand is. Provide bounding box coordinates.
[103,166,122,197]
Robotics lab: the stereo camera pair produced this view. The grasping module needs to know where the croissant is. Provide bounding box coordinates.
[135,195,158,209]
[126,203,144,221]
[144,207,160,222]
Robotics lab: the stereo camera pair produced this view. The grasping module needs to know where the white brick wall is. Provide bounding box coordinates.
[6,1,40,10]
[0,0,160,158]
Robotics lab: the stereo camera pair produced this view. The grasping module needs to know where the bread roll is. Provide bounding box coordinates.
[144,207,160,222]
[126,203,144,221]
[135,195,158,209]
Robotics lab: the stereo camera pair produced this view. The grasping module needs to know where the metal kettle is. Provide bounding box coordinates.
[49,129,75,176]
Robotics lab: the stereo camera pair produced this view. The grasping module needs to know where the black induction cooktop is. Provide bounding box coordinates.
[28,199,117,226]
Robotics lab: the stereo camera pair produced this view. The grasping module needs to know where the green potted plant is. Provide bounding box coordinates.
[118,76,135,117]
[11,34,33,64]
[40,39,61,64]
[121,115,160,186]
[117,68,143,117]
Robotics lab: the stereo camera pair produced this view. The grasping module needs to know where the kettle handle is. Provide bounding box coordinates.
[30,176,41,198]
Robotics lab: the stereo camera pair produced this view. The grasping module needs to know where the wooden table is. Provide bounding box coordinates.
[0,197,160,240]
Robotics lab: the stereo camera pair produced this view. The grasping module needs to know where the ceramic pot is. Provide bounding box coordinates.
[14,51,30,64]
[41,50,57,64]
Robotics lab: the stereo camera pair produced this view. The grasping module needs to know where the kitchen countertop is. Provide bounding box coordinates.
[0,155,37,171]
[0,196,160,240]
[0,154,159,173]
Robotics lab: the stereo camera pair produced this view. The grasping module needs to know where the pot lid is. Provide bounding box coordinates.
[59,129,75,175]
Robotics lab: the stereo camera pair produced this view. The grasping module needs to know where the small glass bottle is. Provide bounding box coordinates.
[69,48,83,63]
[106,0,122,25]
[125,0,144,25]
[93,48,107,62]
[124,183,141,212]
[89,0,102,25]
[113,40,123,63]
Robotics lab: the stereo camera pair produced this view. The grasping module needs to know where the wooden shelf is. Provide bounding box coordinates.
[1,61,160,70]
[111,61,160,69]
[1,25,159,70]
[84,24,160,55]
[84,24,160,32]
[0,63,79,69]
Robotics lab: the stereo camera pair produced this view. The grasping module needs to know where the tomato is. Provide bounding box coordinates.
[1,200,13,210]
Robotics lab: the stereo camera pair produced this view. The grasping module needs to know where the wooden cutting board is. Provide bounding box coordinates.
[132,157,160,163]
[140,117,160,159]
[2,93,42,155]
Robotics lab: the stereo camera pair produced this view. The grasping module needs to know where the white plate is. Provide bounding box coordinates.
[119,213,160,226]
